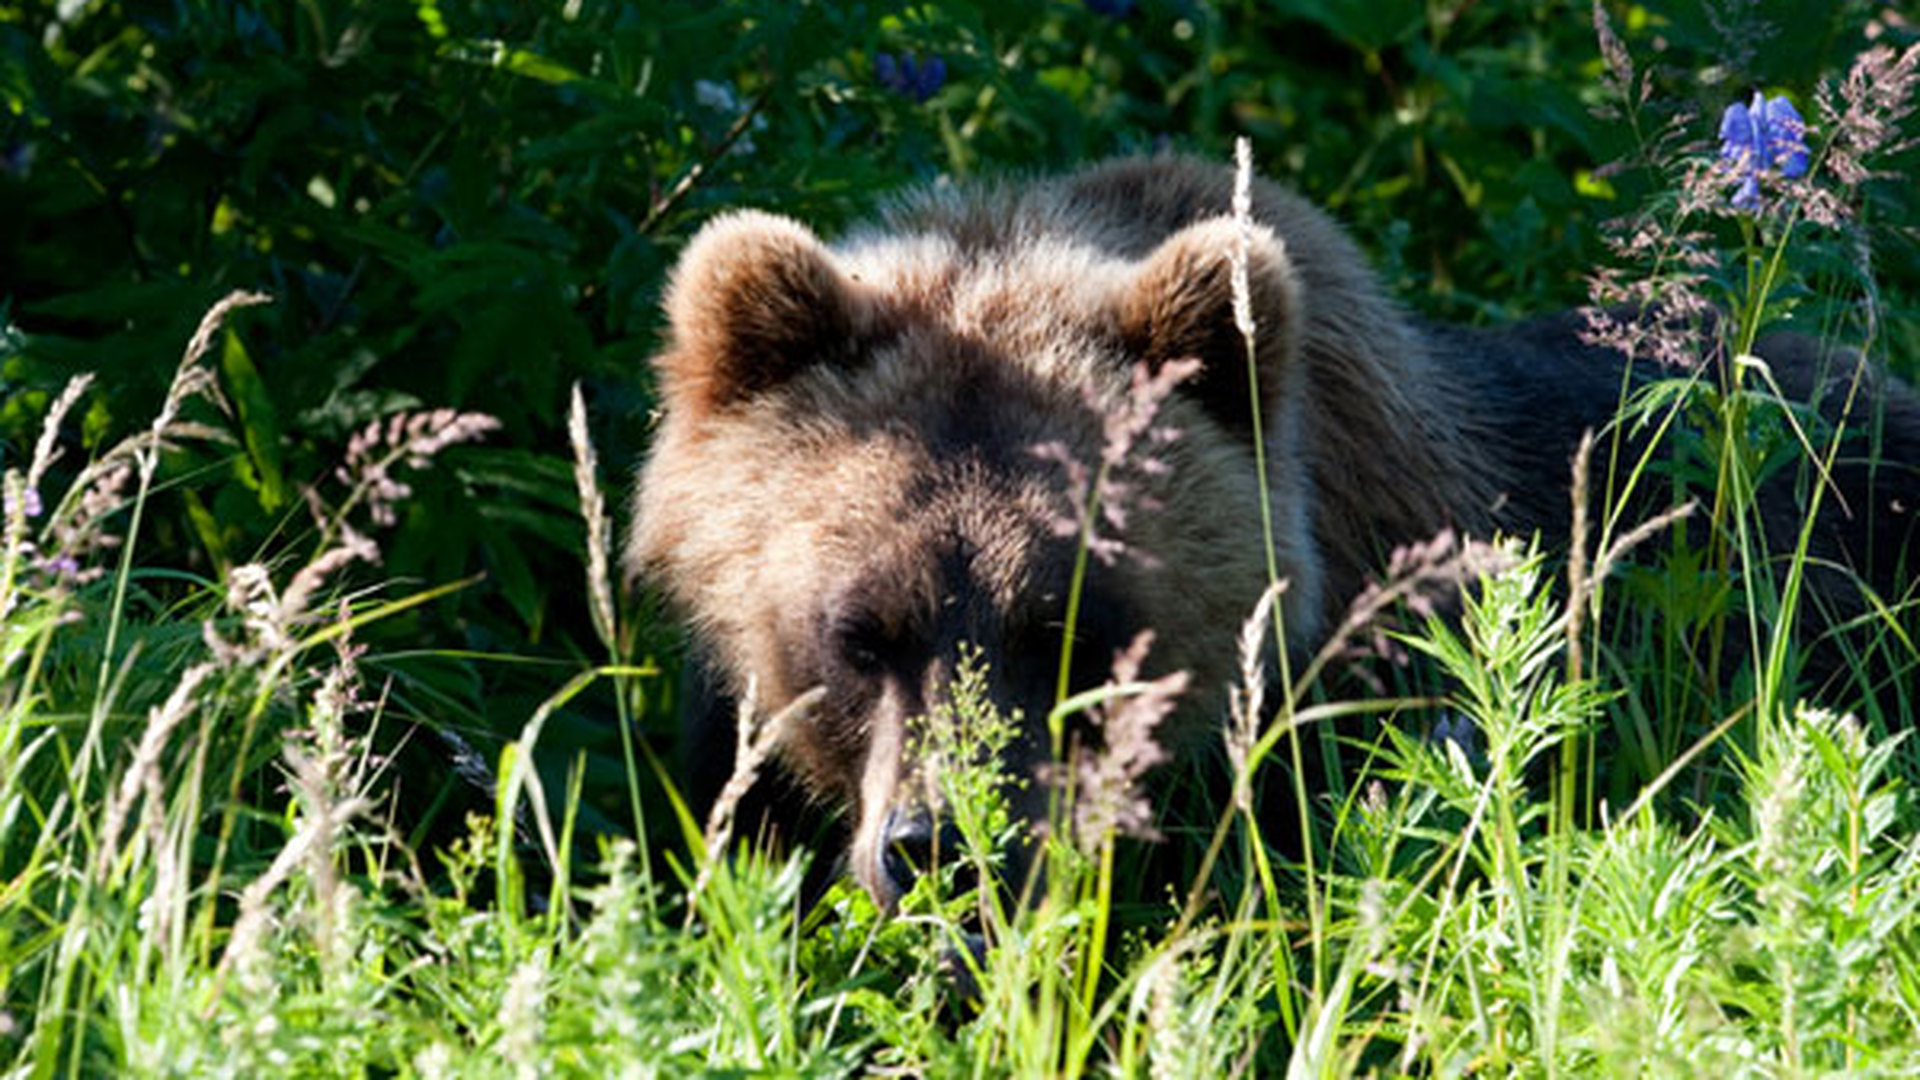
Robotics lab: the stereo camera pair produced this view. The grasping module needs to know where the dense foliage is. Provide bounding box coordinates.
[6,0,1919,764]
[3,0,1920,1074]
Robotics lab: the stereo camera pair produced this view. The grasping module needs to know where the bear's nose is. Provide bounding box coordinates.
[879,807,962,900]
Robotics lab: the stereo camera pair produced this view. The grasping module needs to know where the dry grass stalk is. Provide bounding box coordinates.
[25,373,95,495]
[216,778,371,984]
[335,408,501,529]
[1589,501,1697,591]
[686,682,825,916]
[1318,530,1516,686]
[4,373,96,612]
[1226,581,1287,814]
[1070,631,1187,852]
[1565,428,1696,683]
[1032,358,1200,569]
[567,383,618,654]
[1229,136,1258,343]
[1566,430,1595,684]
[279,526,379,632]
[138,290,269,481]
[95,662,217,881]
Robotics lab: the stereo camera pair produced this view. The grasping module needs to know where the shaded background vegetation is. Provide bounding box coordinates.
[3,0,1916,844]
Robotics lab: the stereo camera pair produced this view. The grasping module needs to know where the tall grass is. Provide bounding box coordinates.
[6,39,1920,1080]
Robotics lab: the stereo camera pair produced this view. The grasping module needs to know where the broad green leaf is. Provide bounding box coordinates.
[219,327,287,513]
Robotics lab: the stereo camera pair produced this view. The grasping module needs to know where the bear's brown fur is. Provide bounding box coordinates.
[629,156,1920,907]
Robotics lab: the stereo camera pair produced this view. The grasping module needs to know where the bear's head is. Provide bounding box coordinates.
[630,205,1316,909]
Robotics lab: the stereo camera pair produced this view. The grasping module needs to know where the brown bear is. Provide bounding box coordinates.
[628,155,1920,909]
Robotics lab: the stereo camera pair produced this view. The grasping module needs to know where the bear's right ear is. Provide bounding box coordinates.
[659,210,873,420]
[1115,216,1302,440]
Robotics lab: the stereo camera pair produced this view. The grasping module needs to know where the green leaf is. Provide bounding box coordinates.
[1271,0,1423,55]
[442,40,589,87]
[219,327,288,513]
[180,487,232,575]
[485,528,545,635]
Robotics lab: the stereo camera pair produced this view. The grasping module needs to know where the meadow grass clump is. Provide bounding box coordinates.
[1223,22,1920,1074]
[0,303,857,1076]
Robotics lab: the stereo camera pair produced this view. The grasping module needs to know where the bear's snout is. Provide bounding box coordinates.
[877,806,963,902]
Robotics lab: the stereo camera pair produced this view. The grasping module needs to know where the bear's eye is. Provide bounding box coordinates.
[835,613,896,677]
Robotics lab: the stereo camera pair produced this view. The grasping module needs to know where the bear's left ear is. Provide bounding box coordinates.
[659,210,876,421]
[1115,216,1302,438]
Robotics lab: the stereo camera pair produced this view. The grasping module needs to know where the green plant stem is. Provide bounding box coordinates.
[1236,284,1322,1002]
[1074,836,1116,1075]
[1053,468,1104,724]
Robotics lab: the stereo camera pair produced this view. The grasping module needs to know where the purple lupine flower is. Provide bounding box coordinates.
[40,554,80,579]
[874,52,946,103]
[1719,91,1810,210]
[1085,0,1136,16]
[5,486,42,519]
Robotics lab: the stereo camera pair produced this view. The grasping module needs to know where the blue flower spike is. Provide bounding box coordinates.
[875,51,947,104]
[1719,91,1809,211]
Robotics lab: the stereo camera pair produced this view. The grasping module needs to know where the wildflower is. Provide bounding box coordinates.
[38,554,80,579]
[874,51,946,103]
[1085,0,1135,16]
[38,461,132,586]
[1718,91,1809,210]
[4,486,40,520]
[498,953,549,1076]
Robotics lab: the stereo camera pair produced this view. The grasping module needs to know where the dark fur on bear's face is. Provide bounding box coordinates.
[630,157,1920,909]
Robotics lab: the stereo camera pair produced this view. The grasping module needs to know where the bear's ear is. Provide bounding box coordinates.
[659,210,873,420]
[1115,216,1302,438]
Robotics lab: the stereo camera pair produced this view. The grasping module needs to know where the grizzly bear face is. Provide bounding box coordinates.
[629,189,1325,908]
